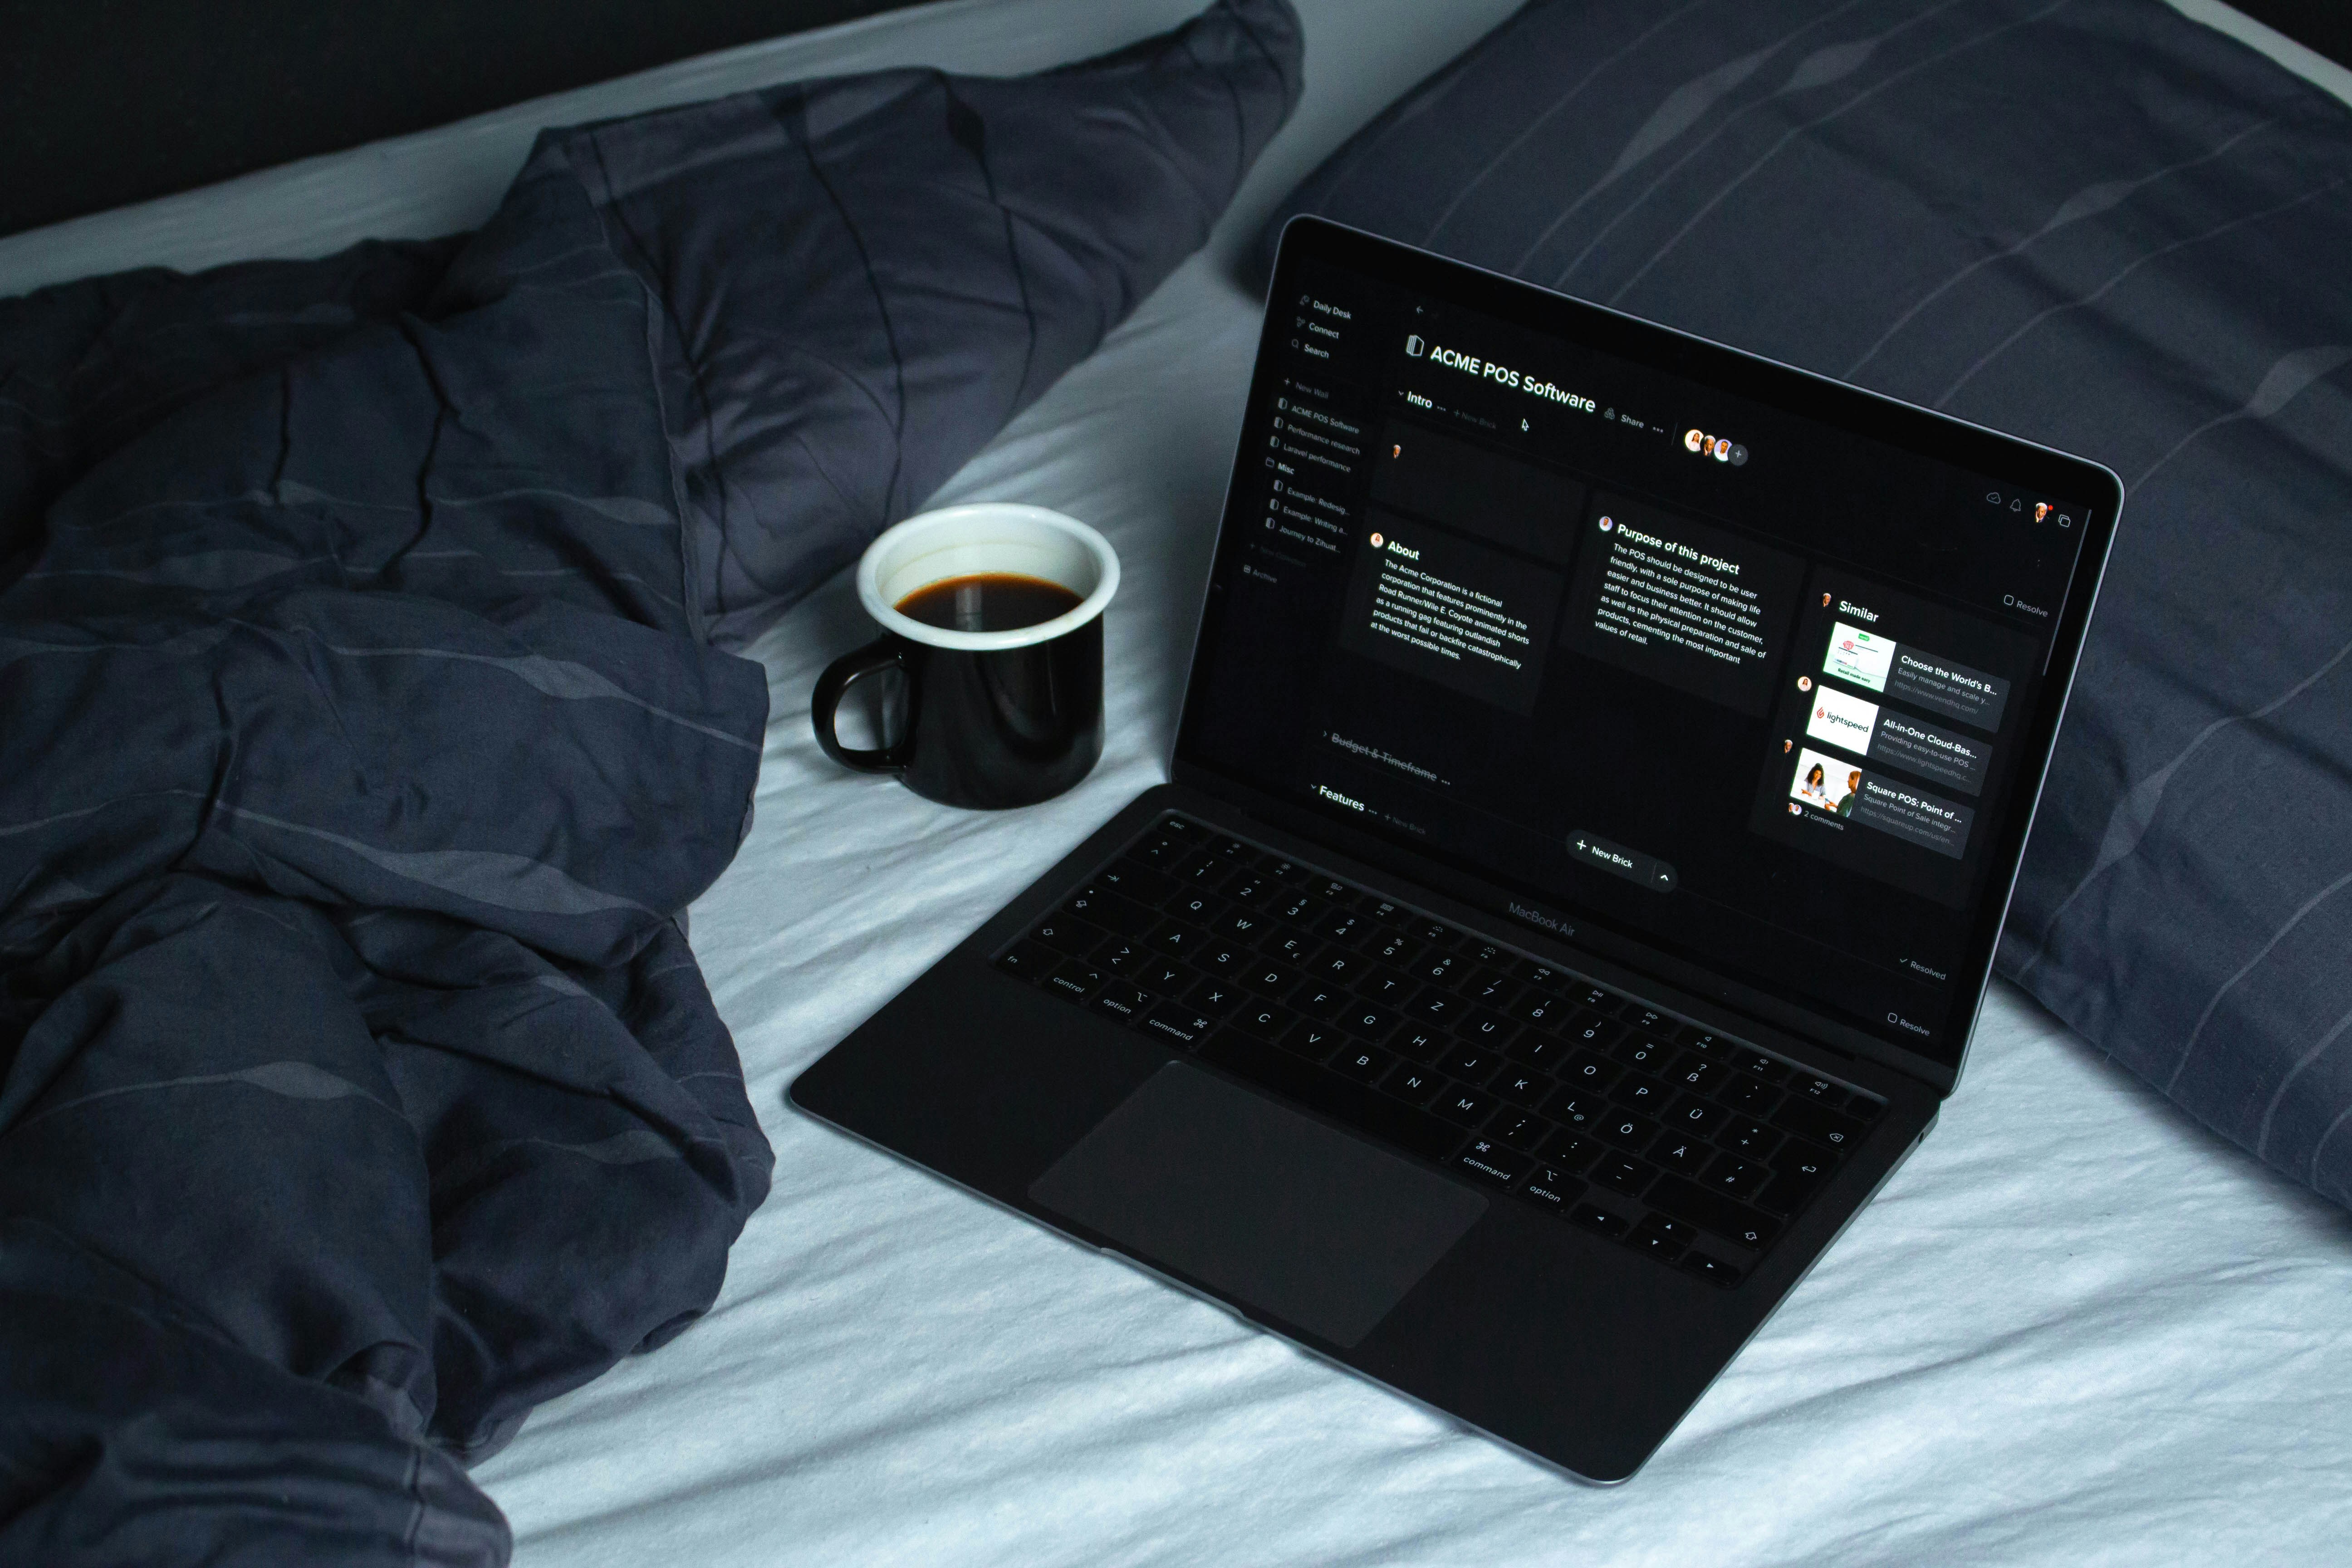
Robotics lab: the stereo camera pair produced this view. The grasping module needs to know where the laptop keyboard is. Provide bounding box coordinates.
[996,814,1883,1289]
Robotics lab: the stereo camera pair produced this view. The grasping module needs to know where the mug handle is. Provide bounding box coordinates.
[812,635,914,774]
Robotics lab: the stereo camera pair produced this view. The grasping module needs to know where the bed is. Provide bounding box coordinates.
[5,0,2349,1562]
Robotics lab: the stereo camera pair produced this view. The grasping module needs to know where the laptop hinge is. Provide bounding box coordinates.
[1162,767,1955,1098]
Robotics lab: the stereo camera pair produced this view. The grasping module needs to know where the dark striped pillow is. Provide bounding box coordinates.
[1260,0,2352,1210]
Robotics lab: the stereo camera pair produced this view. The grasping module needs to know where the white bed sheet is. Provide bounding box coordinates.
[7,2,2350,1563]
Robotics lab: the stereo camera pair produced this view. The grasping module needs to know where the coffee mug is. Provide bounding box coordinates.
[812,503,1118,809]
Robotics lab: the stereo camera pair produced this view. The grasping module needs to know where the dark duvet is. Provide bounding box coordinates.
[0,4,1299,1563]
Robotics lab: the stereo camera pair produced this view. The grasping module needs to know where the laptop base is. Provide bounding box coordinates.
[791,782,1936,1482]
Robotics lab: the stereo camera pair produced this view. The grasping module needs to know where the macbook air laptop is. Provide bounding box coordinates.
[791,217,2122,1482]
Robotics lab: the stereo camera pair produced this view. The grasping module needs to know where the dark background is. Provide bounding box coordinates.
[1,1,2346,240]
[2229,0,2352,68]
[0,0,922,239]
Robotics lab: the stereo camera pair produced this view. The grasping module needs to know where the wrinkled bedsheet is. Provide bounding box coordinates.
[5,1,2349,1564]
[0,3,1294,1561]
[0,176,777,1568]
[490,248,2352,1566]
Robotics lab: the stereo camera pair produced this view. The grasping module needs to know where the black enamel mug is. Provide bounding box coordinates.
[812,504,1119,810]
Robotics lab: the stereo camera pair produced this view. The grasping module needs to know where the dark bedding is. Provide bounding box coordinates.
[0,3,1300,1562]
[1260,0,2352,1211]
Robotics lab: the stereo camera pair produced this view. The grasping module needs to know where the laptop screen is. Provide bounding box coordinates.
[1176,219,2119,1073]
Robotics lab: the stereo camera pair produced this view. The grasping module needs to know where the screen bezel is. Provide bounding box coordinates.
[1169,217,2122,1095]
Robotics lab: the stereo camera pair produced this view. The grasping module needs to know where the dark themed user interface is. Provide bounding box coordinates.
[1181,251,2098,1062]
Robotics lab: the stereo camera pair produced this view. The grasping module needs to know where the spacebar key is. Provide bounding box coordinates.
[1199,1034,1463,1163]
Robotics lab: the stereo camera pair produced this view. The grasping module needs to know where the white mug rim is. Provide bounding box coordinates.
[855,503,1118,652]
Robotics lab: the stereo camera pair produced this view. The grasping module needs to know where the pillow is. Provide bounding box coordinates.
[545,0,1305,647]
[1,0,1304,647]
[1257,0,2352,1210]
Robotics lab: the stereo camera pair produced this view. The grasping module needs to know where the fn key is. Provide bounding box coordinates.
[997,940,1058,980]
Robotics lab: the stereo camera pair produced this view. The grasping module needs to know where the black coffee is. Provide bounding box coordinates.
[897,573,1082,632]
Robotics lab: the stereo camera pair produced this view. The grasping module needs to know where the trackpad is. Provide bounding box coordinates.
[1029,1062,1486,1348]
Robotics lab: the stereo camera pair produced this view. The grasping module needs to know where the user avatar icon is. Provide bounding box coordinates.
[1369,533,1384,548]
[1711,438,1732,461]
[1822,593,1833,607]
[1598,516,1615,532]
[1685,428,1705,453]
[1797,676,1813,692]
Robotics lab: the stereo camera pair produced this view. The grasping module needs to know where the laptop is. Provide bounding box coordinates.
[791,217,2122,1482]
